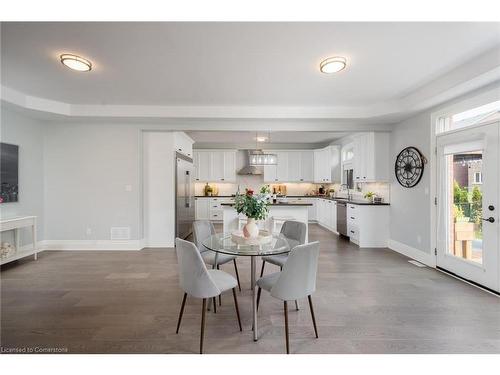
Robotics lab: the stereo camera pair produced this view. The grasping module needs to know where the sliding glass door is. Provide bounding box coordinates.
[436,122,499,292]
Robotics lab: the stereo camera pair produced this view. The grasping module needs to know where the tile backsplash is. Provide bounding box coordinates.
[331,182,390,202]
[195,180,390,202]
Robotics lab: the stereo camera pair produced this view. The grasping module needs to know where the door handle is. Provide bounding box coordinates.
[482,217,495,223]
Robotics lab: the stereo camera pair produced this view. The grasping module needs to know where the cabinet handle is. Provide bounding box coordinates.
[351,217,355,219]
[221,178,225,181]
[350,230,355,234]
[196,178,199,181]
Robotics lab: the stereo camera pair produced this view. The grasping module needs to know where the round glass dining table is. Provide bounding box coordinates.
[202,232,290,341]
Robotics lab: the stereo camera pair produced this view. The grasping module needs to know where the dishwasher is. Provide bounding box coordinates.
[336,201,348,237]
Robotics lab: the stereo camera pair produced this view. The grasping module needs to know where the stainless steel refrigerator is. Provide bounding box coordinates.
[175,152,195,240]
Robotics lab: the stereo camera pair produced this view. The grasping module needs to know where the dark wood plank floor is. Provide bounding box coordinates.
[1,224,500,354]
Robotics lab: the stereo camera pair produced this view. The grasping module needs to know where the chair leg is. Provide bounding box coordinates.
[213,297,217,313]
[232,288,242,331]
[176,292,187,334]
[280,266,283,271]
[260,260,266,277]
[295,300,300,311]
[233,259,242,292]
[284,301,290,354]
[308,295,319,338]
[200,298,207,354]
[256,287,262,311]
[216,265,222,306]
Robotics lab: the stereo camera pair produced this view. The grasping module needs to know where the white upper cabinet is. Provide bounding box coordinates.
[276,151,289,182]
[353,132,390,183]
[263,164,278,182]
[313,146,340,183]
[287,152,301,182]
[210,152,225,181]
[193,150,236,182]
[174,132,194,158]
[194,151,211,181]
[264,150,314,182]
[223,151,236,182]
[299,151,314,182]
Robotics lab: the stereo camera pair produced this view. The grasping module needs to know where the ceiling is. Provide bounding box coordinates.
[2,22,499,108]
[187,131,349,145]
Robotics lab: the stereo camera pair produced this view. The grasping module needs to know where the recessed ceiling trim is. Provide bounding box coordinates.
[1,48,499,122]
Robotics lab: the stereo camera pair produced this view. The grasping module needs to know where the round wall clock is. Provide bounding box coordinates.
[395,147,426,188]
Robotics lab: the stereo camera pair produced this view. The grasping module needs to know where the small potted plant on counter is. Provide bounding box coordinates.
[364,191,375,203]
[234,186,270,238]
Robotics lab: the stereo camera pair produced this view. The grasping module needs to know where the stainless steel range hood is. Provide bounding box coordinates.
[237,150,264,175]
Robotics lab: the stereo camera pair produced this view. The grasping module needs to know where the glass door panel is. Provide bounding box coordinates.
[444,151,483,265]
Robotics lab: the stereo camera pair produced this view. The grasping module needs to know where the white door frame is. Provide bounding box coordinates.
[435,122,499,291]
[430,87,500,271]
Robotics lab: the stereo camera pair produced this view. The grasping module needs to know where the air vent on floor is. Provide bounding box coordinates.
[408,260,426,268]
[110,227,131,240]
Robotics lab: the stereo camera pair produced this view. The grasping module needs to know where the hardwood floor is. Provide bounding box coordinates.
[1,224,500,354]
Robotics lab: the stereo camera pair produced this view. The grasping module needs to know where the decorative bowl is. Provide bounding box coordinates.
[231,230,272,245]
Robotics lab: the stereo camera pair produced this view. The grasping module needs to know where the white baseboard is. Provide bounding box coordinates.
[40,239,146,251]
[388,239,435,267]
[143,241,174,248]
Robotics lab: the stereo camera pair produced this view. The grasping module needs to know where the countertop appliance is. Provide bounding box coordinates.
[336,201,348,237]
[175,152,195,240]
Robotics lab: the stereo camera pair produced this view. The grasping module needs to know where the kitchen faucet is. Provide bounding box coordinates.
[340,184,352,201]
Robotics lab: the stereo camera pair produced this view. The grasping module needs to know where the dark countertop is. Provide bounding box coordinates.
[221,202,313,207]
[196,195,389,206]
[273,196,390,206]
[195,195,235,198]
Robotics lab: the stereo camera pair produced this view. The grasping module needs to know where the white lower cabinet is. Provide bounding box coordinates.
[195,198,210,220]
[316,198,336,232]
[347,204,389,247]
[195,197,235,221]
[315,198,388,247]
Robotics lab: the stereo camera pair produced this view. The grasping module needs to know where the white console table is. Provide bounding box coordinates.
[0,216,38,266]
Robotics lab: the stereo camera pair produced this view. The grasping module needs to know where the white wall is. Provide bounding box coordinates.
[143,131,175,247]
[44,122,141,241]
[0,107,45,246]
[389,83,500,265]
[390,111,432,255]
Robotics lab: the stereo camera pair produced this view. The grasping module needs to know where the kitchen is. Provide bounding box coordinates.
[189,130,391,248]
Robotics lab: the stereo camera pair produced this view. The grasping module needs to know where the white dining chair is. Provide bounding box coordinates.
[260,220,307,277]
[256,241,320,354]
[193,220,241,292]
[175,238,242,354]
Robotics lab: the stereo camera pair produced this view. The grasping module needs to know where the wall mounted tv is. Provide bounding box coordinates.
[0,143,19,203]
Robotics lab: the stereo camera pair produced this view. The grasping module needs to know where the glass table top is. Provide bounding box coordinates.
[202,232,291,256]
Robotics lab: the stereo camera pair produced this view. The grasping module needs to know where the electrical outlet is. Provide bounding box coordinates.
[86,227,92,236]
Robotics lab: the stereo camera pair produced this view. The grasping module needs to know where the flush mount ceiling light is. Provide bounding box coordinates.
[60,54,92,72]
[320,56,347,74]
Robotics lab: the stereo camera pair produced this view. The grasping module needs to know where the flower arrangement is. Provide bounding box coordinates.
[234,187,270,220]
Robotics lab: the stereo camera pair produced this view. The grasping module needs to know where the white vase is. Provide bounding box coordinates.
[243,218,259,238]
